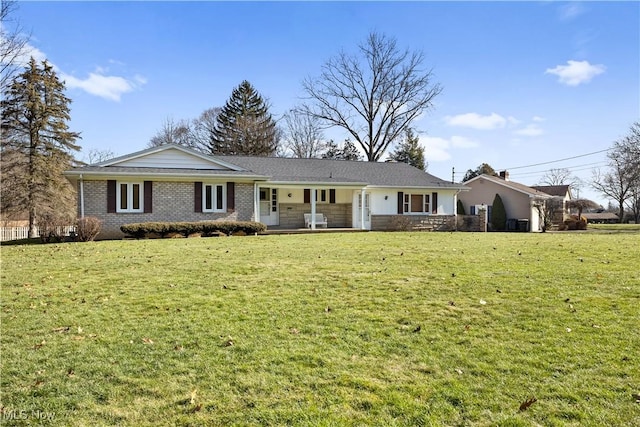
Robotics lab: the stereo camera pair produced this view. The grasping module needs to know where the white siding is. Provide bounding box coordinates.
[116,148,229,169]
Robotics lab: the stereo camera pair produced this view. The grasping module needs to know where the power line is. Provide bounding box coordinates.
[498,148,611,171]
[508,161,607,178]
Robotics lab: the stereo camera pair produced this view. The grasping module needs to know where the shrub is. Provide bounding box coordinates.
[562,215,587,231]
[120,221,267,239]
[76,217,102,242]
[491,193,507,231]
[38,214,71,243]
[457,199,466,215]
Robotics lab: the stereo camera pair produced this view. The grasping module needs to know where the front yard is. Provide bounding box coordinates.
[1,232,638,426]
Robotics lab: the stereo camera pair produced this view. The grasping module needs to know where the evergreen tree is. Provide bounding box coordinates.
[388,128,426,170]
[491,193,507,231]
[463,163,498,182]
[211,80,279,156]
[1,58,80,237]
[322,139,362,161]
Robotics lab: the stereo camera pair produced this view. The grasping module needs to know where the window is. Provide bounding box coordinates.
[304,188,336,204]
[403,193,430,214]
[117,182,144,213]
[203,184,225,212]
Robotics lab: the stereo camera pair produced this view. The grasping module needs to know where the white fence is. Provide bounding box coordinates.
[1,226,76,242]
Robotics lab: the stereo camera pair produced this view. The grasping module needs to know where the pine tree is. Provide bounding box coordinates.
[1,58,80,237]
[388,128,426,170]
[210,80,279,156]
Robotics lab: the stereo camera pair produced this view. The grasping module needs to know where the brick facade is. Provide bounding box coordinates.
[81,180,254,239]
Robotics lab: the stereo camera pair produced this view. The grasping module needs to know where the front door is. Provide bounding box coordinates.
[356,192,371,229]
[259,188,279,226]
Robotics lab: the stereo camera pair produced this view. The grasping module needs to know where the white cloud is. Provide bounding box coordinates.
[61,70,144,102]
[12,42,48,66]
[4,38,145,102]
[419,136,451,161]
[514,124,544,137]
[507,116,521,126]
[558,3,585,21]
[420,135,479,162]
[532,116,545,122]
[545,60,605,86]
[444,112,507,130]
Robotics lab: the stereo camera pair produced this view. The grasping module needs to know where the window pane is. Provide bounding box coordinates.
[120,184,128,210]
[216,185,224,210]
[132,184,140,210]
[205,186,212,210]
[411,194,423,213]
[424,194,430,213]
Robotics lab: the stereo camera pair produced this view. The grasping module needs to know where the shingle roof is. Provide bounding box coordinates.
[65,144,465,189]
[531,185,571,197]
[466,174,552,198]
[215,155,463,188]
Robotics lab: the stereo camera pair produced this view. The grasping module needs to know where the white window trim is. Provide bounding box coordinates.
[403,193,431,215]
[203,183,226,213]
[116,182,144,213]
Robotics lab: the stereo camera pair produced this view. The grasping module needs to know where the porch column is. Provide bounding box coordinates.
[79,174,85,219]
[310,188,317,230]
[360,188,366,230]
[254,183,260,222]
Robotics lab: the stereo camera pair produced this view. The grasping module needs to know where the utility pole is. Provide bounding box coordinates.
[452,167,455,183]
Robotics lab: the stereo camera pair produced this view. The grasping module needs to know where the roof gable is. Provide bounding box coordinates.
[97,144,245,171]
[465,174,551,198]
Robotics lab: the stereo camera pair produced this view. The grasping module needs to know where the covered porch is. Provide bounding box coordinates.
[253,183,371,230]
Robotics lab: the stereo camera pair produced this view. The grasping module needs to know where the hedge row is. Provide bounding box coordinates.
[120,221,267,239]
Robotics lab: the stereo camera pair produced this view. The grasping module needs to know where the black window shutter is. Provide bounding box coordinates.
[431,192,438,214]
[194,182,203,212]
[329,189,336,204]
[226,182,235,211]
[397,192,404,214]
[107,180,116,213]
[304,189,310,204]
[144,181,153,213]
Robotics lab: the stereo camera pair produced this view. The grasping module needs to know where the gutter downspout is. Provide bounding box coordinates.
[79,174,85,219]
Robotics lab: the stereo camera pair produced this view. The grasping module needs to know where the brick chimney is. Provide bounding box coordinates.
[499,170,510,181]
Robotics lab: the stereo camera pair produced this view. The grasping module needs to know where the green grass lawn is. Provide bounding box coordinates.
[1,232,639,426]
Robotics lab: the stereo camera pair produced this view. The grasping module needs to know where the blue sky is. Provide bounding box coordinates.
[12,1,640,204]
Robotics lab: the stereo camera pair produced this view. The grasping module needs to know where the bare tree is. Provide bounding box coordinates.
[148,117,193,148]
[191,107,221,153]
[539,167,583,190]
[85,148,116,164]
[592,122,640,222]
[300,31,442,162]
[1,0,30,92]
[568,198,600,220]
[627,181,640,223]
[282,108,326,158]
